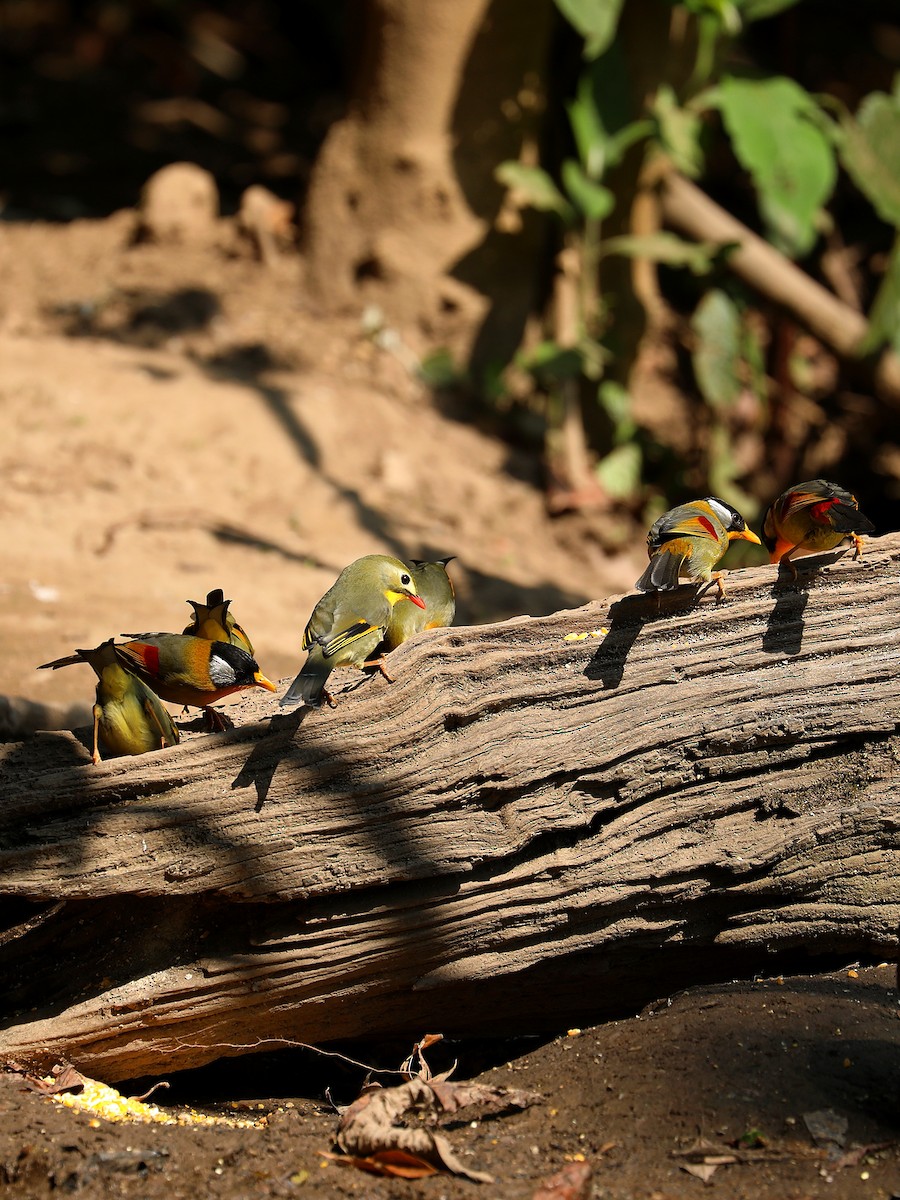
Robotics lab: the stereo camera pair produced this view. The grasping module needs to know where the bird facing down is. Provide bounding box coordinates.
[382,558,456,651]
[281,554,426,708]
[38,639,179,764]
[636,496,761,600]
[183,588,254,655]
[42,626,275,716]
[110,634,277,708]
[763,479,874,574]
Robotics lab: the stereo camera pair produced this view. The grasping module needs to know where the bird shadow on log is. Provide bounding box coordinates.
[583,589,700,689]
[762,550,848,657]
[231,706,309,810]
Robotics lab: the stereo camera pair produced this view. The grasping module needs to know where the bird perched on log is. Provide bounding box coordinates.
[112,634,277,710]
[763,479,874,576]
[381,558,456,651]
[183,587,254,655]
[281,554,426,708]
[38,639,179,764]
[636,497,761,600]
[46,634,276,727]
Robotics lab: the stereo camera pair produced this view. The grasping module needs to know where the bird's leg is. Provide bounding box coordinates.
[712,572,728,601]
[366,655,395,683]
[852,534,866,560]
[777,549,799,581]
[91,703,103,765]
[203,707,233,732]
[323,687,339,708]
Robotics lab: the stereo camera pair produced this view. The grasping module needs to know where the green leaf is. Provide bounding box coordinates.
[691,290,742,409]
[600,232,726,274]
[839,89,900,229]
[567,47,633,178]
[682,0,742,35]
[737,0,803,21]
[652,85,704,178]
[561,160,615,220]
[418,348,464,389]
[598,380,637,443]
[517,341,584,383]
[718,74,837,257]
[861,236,900,356]
[554,0,625,59]
[494,162,574,222]
[595,442,642,498]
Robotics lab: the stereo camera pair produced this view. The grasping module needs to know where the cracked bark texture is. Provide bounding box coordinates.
[1,536,899,1081]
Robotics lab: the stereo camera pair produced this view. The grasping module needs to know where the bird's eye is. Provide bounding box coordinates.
[401,573,411,586]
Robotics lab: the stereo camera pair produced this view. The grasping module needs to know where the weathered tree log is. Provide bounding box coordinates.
[2,536,899,1081]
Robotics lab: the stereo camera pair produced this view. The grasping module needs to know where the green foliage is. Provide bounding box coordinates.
[595,382,642,497]
[493,0,893,520]
[651,86,704,178]
[554,0,625,60]
[860,238,900,357]
[838,81,900,228]
[717,75,837,257]
[561,160,615,221]
[494,162,575,223]
[595,442,643,497]
[691,289,742,409]
[601,232,727,274]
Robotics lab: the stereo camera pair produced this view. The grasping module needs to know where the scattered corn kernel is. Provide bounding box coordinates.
[43,1077,263,1128]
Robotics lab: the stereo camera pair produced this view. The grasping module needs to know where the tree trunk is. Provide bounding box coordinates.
[302,0,555,371]
[2,537,899,1081]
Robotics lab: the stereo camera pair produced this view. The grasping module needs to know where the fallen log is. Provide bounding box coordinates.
[1,535,899,1081]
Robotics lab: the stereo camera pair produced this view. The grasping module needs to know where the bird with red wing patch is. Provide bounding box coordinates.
[636,497,761,600]
[763,479,874,576]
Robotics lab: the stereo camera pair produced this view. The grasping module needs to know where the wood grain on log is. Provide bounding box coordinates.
[1,535,899,1081]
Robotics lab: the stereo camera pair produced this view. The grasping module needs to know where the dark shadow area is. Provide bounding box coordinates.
[762,579,810,657]
[52,285,223,348]
[584,589,699,688]
[231,706,307,809]
[448,0,559,387]
[0,2,347,221]
[762,551,848,656]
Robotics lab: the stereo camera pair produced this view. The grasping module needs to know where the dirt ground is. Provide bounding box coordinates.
[2,213,898,1198]
[2,968,899,1199]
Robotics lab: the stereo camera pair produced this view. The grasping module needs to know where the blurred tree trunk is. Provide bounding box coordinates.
[302,0,555,369]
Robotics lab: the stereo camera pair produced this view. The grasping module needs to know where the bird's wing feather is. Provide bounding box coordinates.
[655,512,721,543]
[319,620,381,659]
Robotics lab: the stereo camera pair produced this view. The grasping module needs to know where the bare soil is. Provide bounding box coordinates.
[2,216,898,1197]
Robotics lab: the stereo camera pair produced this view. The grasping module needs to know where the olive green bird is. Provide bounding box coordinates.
[381,558,456,651]
[281,554,426,708]
[183,587,254,655]
[38,638,179,764]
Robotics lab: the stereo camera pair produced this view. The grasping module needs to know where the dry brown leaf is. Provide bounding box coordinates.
[681,1161,719,1183]
[19,1063,88,1095]
[531,1160,593,1199]
[335,1075,541,1184]
[429,1079,542,1119]
[321,1148,440,1179]
[400,1033,445,1081]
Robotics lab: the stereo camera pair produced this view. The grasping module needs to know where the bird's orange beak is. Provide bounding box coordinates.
[254,671,278,692]
[408,594,426,610]
[731,529,762,545]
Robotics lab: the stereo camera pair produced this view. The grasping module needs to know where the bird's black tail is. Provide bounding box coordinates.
[280,658,330,708]
[635,550,685,593]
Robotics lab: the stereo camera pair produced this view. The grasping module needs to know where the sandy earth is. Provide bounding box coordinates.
[1,214,898,1198]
